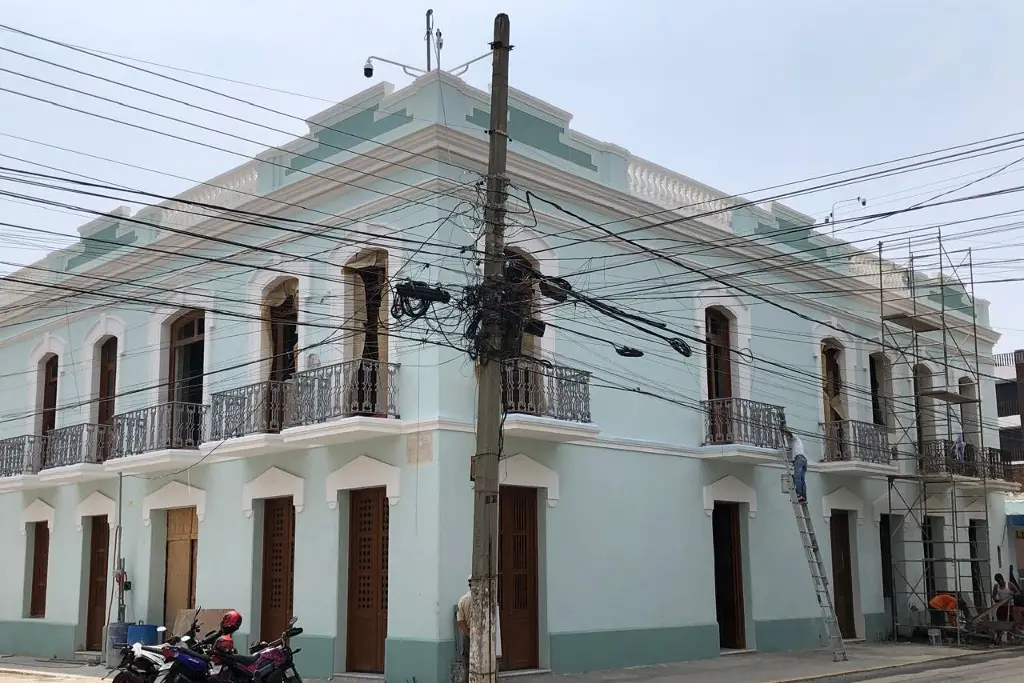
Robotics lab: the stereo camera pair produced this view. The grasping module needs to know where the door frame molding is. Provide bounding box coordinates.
[144,481,206,526]
[244,466,305,517]
[76,491,116,532]
[21,498,55,534]
[326,455,401,507]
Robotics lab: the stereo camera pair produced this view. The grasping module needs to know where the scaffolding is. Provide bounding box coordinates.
[876,231,1005,643]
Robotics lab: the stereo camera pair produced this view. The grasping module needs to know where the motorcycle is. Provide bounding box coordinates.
[210,617,304,683]
[110,610,213,683]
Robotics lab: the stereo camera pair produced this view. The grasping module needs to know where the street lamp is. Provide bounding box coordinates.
[823,196,867,237]
[363,9,492,80]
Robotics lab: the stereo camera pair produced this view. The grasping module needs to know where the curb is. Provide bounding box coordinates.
[764,647,1024,683]
[0,666,101,680]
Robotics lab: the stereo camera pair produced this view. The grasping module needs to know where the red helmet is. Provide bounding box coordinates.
[214,634,235,653]
[220,610,243,634]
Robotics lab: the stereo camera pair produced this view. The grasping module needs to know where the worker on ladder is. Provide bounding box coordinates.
[781,426,808,504]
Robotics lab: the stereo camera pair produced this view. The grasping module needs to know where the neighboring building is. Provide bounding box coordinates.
[995,350,1023,456]
[0,72,1017,681]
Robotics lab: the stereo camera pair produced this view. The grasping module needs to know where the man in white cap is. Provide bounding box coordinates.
[457,575,502,662]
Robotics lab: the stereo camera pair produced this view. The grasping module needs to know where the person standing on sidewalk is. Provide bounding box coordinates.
[782,427,808,504]
[457,576,502,668]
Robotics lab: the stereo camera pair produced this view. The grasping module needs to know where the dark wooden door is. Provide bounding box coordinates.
[29,521,49,618]
[712,502,746,649]
[705,309,734,443]
[829,510,857,638]
[98,338,118,425]
[346,487,390,673]
[164,507,198,625]
[499,486,539,671]
[260,497,296,643]
[86,516,110,650]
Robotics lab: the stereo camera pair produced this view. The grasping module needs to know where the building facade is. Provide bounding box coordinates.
[0,72,1017,681]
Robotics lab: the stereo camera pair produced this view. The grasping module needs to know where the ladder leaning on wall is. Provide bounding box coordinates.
[781,434,849,662]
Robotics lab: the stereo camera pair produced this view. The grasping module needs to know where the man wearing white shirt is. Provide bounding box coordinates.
[782,427,808,504]
[457,576,502,668]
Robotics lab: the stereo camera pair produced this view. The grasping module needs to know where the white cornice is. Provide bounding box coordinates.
[0,122,1000,347]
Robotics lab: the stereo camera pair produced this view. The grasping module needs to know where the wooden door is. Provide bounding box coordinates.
[705,309,734,443]
[260,497,296,643]
[712,502,746,649]
[98,338,118,425]
[346,487,389,673]
[164,507,199,625]
[86,516,110,650]
[498,486,539,671]
[829,510,857,638]
[29,521,49,618]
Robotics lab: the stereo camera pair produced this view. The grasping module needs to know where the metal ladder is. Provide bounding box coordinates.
[783,438,849,662]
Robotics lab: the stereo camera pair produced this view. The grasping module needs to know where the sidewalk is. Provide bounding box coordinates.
[2,642,1021,683]
[510,642,1023,683]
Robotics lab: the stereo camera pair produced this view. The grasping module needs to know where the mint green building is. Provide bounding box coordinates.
[0,72,1015,682]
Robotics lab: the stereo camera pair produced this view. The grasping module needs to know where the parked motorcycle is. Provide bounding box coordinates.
[210,617,304,683]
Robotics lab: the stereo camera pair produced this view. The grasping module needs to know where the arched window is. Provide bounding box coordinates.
[97,337,119,427]
[168,310,206,447]
[38,354,59,437]
[912,364,935,446]
[868,352,893,428]
[343,250,389,416]
[705,307,733,401]
[821,339,848,461]
[501,248,543,415]
[958,376,980,451]
[261,278,299,430]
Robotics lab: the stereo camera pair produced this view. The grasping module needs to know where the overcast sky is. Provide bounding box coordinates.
[1,0,1023,351]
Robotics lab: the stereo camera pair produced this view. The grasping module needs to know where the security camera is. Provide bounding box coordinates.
[363,59,374,79]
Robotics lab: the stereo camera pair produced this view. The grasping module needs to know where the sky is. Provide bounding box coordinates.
[1,0,1023,349]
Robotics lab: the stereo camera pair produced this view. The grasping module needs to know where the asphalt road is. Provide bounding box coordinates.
[849,657,1024,683]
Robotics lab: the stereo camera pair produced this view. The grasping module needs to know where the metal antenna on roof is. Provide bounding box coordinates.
[363,9,493,81]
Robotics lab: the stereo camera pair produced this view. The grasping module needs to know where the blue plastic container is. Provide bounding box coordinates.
[127,623,159,646]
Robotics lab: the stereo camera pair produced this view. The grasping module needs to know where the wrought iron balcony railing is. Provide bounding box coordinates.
[984,447,1007,481]
[919,439,987,477]
[823,420,891,465]
[285,359,400,428]
[700,397,785,449]
[111,402,209,458]
[41,423,114,469]
[0,434,45,477]
[501,357,592,424]
[210,381,294,440]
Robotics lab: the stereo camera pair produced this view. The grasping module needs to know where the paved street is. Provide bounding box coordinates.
[1,644,1023,683]
[863,658,1024,683]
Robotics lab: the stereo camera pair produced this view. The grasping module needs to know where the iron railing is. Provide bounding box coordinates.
[919,439,986,477]
[700,397,785,449]
[41,423,114,469]
[285,359,400,427]
[111,402,209,458]
[0,434,45,476]
[210,381,293,439]
[501,357,592,424]
[823,420,891,464]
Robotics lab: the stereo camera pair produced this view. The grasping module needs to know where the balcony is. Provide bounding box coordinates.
[819,420,896,475]
[915,440,1018,490]
[202,381,293,460]
[38,423,112,484]
[500,358,599,442]
[697,397,785,463]
[280,359,404,448]
[106,402,209,474]
[0,435,44,491]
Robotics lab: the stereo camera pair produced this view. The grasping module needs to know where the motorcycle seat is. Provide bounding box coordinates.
[141,646,165,654]
[230,653,261,667]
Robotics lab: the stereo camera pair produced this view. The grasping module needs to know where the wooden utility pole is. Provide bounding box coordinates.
[470,13,511,683]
